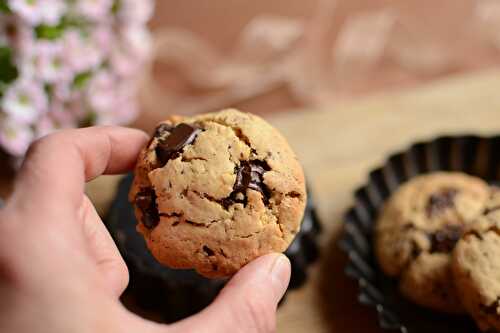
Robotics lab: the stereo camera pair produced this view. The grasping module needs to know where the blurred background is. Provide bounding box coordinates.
[136,0,500,129]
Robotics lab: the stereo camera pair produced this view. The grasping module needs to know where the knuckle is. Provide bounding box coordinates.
[25,133,63,157]
[25,135,50,156]
[240,295,276,333]
[24,130,78,163]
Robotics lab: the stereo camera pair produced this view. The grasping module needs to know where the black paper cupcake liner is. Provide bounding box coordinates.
[339,135,500,333]
[105,173,321,323]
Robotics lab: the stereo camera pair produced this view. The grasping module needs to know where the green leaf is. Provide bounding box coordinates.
[72,71,92,89]
[111,0,121,14]
[0,0,11,13]
[79,112,97,127]
[44,84,54,96]
[0,47,19,85]
[35,23,65,40]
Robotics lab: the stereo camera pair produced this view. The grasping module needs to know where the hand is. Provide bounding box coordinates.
[0,127,291,333]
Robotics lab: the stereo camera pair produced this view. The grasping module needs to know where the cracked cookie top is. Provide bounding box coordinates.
[375,172,490,313]
[129,109,306,278]
[452,189,500,332]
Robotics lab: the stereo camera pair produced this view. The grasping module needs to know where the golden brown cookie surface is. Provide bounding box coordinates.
[452,189,500,332]
[130,109,306,278]
[375,172,490,313]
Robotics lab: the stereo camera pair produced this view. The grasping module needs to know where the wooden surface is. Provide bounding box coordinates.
[84,68,500,332]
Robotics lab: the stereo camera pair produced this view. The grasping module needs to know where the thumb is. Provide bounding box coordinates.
[170,253,291,333]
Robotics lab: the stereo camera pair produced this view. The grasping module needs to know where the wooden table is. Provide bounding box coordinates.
[3,69,500,332]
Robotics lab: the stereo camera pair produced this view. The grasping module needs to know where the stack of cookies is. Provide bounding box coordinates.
[375,172,500,332]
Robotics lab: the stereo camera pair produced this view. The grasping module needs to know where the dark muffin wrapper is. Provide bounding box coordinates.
[339,135,500,333]
[105,173,321,323]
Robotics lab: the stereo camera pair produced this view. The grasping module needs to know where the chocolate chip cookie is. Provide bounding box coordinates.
[452,189,500,332]
[375,172,490,313]
[129,109,306,278]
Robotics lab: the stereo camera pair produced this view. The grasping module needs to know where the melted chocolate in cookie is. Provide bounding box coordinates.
[429,225,463,253]
[426,188,458,218]
[135,188,160,229]
[480,299,500,316]
[222,160,271,208]
[485,205,500,215]
[155,123,202,166]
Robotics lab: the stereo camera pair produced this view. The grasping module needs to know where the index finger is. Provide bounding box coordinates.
[10,126,148,211]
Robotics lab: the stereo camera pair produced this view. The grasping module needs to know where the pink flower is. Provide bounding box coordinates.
[118,0,154,24]
[8,0,66,25]
[85,70,116,115]
[10,21,35,53]
[39,0,66,25]
[35,114,56,138]
[16,40,73,84]
[121,26,152,59]
[63,29,104,73]
[49,100,78,128]
[98,81,139,125]
[2,78,48,124]
[0,118,34,156]
[34,40,73,83]
[112,94,139,125]
[92,24,113,54]
[53,81,72,100]
[76,0,113,22]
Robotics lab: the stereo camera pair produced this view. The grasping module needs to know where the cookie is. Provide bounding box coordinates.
[129,109,306,278]
[375,172,490,313]
[452,189,500,332]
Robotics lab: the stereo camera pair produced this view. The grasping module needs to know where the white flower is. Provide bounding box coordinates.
[121,26,152,59]
[2,78,48,124]
[63,29,104,74]
[0,0,153,158]
[97,81,138,125]
[8,0,66,25]
[92,24,113,54]
[76,0,113,22]
[15,39,73,83]
[35,40,73,83]
[85,70,115,114]
[39,0,66,25]
[118,0,154,24]
[0,117,34,156]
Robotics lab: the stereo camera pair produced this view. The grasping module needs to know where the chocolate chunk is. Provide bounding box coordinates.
[429,225,463,253]
[485,205,500,215]
[410,240,422,259]
[234,161,268,194]
[426,188,458,217]
[147,123,174,147]
[135,188,160,229]
[464,229,483,240]
[223,160,271,208]
[155,123,202,166]
[203,246,215,256]
[154,123,175,138]
[480,300,500,315]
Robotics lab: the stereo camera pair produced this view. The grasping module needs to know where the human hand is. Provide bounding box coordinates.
[0,127,291,333]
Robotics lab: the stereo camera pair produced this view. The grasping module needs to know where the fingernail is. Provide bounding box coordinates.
[270,254,291,294]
